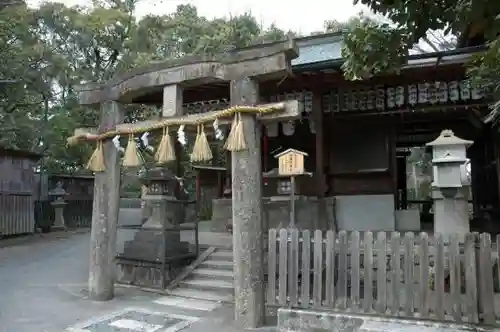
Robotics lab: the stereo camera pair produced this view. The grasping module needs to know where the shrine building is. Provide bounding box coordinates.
[186,32,493,233]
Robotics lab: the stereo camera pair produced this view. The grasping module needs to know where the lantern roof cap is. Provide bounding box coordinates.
[426,130,473,147]
[139,166,176,182]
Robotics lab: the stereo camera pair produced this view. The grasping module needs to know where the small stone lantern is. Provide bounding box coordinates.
[139,167,179,228]
[48,181,68,230]
[426,130,473,237]
[138,166,189,256]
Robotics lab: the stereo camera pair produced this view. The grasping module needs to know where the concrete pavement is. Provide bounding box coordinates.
[0,231,248,332]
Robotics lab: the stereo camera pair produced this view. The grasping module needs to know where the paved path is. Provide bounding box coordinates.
[0,232,244,332]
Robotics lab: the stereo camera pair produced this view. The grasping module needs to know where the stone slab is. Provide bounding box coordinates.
[67,308,199,332]
[153,296,222,311]
[335,194,395,231]
[211,196,336,232]
[277,308,499,332]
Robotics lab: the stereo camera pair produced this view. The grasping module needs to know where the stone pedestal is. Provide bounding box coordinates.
[126,197,190,256]
[432,186,470,237]
[51,200,67,230]
[119,196,190,287]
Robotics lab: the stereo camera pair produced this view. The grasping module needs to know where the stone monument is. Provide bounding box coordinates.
[426,129,473,237]
[48,181,68,230]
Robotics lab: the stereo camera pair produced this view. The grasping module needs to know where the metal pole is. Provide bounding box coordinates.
[290,175,295,228]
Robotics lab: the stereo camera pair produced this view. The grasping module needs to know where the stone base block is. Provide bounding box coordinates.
[277,308,496,332]
[211,196,336,231]
[121,229,190,261]
[116,262,183,288]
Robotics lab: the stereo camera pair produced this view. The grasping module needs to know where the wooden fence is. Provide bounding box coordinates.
[34,199,93,230]
[266,228,500,325]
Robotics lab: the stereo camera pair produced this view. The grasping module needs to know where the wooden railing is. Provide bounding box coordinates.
[266,229,500,325]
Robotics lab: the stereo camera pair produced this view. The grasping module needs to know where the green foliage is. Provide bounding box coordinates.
[0,1,297,174]
[341,0,500,117]
[342,17,409,79]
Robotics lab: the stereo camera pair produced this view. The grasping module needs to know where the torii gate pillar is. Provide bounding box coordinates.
[89,101,124,301]
[230,78,265,328]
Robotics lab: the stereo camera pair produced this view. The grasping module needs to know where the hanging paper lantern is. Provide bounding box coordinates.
[282,120,295,136]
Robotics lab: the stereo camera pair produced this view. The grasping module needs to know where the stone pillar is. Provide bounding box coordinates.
[163,84,184,186]
[51,200,67,229]
[230,77,265,328]
[162,85,183,117]
[432,184,470,235]
[89,100,124,301]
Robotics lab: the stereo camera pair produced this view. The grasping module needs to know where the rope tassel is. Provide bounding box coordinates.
[190,124,213,162]
[155,127,176,164]
[224,112,247,151]
[86,140,105,172]
[122,134,142,167]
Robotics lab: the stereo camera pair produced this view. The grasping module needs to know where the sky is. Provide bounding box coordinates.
[26,0,369,34]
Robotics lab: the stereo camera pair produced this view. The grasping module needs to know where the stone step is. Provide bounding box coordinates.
[210,250,234,261]
[199,260,233,270]
[153,296,222,311]
[192,268,234,280]
[180,278,234,293]
[167,288,232,302]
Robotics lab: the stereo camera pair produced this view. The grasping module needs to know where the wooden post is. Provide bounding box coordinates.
[230,77,265,328]
[290,175,296,228]
[88,100,124,301]
[312,92,326,230]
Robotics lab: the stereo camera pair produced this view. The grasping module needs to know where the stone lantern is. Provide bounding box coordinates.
[139,166,182,229]
[426,129,473,237]
[48,181,68,230]
[121,166,190,260]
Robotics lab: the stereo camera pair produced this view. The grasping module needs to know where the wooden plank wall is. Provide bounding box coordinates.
[267,229,500,325]
[0,155,37,236]
[0,195,35,236]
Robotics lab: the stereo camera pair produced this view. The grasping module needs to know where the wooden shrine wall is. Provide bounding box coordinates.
[325,121,394,196]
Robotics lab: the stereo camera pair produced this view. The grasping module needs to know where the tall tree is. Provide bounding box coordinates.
[0,2,295,173]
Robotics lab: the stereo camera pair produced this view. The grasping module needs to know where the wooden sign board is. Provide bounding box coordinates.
[275,148,308,176]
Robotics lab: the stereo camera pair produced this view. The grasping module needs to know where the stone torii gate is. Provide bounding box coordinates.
[74,38,300,328]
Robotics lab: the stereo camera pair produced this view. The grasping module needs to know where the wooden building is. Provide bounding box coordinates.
[178,33,492,232]
[0,147,41,236]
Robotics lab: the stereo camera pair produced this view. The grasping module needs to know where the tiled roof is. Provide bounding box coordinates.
[289,32,482,69]
[292,33,343,66]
